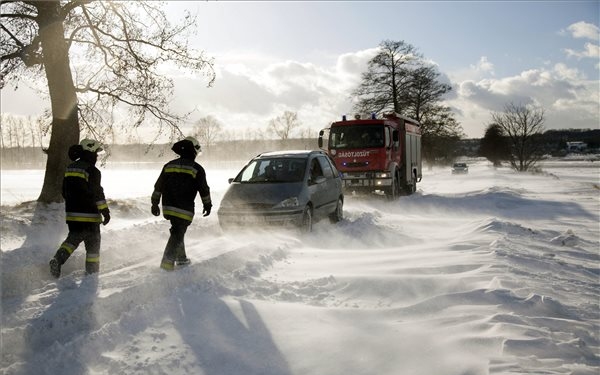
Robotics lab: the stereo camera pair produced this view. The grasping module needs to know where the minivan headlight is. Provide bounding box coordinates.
[274,197,299,208]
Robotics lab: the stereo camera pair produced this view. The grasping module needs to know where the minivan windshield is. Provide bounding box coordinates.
[329,125,384,149]
[236,158,307,183]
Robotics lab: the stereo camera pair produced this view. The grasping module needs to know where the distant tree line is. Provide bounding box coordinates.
[3,106,597,171]
[478,102,600,171]
[0,138,319,169]
[3,127,597,170]
[541,129,600,152]
[190,110,312,150]
[0,113,49,149]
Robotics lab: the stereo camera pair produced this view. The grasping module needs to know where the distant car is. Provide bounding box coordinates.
[218,150,344,232]
[452,162,469,174]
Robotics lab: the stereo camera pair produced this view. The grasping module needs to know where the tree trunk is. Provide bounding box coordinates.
[36,2,80,203]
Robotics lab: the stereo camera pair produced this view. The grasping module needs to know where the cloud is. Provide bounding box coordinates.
[472,56,495,76]
[447,62,599,137]
[173,70,277,115]
[2,39,596,142]
[165,50,380,138]
[335,48,378,77]
[564,21,600,41]
[561,21,600,62]
[448,56,497,83]
[80,45,600,140]
[565,42,600,60]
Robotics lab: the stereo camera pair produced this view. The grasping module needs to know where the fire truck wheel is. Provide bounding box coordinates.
[386,176,399,200]
[408,171,417,194]
[329,197,344,223]
[300,206,313,233]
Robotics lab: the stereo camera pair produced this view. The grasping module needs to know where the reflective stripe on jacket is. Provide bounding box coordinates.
[65,212,103,223]
[162,206,195,221]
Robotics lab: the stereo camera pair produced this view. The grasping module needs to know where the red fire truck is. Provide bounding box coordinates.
[318,112,422,198]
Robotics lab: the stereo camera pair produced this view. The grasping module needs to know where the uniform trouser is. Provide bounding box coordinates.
[160,217,190,270]
[54,222,101,274]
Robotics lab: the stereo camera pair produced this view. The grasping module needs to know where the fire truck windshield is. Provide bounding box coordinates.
[329,125,384,149]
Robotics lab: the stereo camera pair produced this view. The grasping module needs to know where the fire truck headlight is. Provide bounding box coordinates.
[376,172,390,178]
[274,197,300,208]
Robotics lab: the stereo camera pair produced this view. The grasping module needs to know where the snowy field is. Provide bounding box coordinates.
[1,157,599,375]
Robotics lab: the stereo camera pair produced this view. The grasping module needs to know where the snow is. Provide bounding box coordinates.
[1,158,599,375]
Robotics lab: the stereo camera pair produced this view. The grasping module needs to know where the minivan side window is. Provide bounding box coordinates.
[310,158,324,180]
[317,156,334,179]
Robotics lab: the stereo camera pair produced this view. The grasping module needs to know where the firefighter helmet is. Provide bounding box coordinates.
[184,136,202,155]
[80,139,103,153]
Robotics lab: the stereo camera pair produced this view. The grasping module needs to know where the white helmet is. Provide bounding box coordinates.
[184,136,202,155]
[80,138,103,153]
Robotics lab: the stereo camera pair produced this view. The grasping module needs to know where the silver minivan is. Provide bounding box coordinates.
[218,150,344,232]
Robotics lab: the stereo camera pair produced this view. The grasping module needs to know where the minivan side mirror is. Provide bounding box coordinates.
[228,178,234,184]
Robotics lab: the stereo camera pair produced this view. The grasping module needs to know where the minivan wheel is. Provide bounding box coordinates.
[329,197,343,223]
[300,206,313,233]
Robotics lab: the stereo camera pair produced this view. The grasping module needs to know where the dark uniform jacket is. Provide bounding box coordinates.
[152,157,211,222]
[63,159,108,223]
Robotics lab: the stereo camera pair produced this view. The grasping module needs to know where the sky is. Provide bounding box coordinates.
[0,1,598,141]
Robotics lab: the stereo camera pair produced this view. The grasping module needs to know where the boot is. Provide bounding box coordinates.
[49,258,61,278]
[160,257,175,271]
[175,258,191,266]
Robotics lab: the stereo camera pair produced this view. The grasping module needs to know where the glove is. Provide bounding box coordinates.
[151,204,160,217]
[202,203,212,217]
[101,209,111,225]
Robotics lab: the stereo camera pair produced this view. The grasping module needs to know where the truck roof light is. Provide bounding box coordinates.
[371,113,376,119]
[342,115,347,121]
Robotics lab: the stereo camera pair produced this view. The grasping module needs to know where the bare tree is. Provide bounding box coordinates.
[405,65,452,123]
[193,115,223,150]
[1,1,215,202]
[27,115,36,147]
[352,40,422,115]
[297,126,314,139]
[268,111,300,140]
[491,102,546,171]
[6,115,17,148]
[0,114,4,149]
[352,39,459,163]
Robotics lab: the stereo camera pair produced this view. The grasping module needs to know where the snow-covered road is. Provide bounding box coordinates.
[1,158,599,375]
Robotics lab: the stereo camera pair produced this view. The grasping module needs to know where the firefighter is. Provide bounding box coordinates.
[151,136,212,270]
[49,139,111,278]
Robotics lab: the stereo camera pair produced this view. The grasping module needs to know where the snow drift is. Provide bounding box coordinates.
[1,158,599,375]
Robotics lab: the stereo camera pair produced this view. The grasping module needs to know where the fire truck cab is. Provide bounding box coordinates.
[319,112,422,198]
